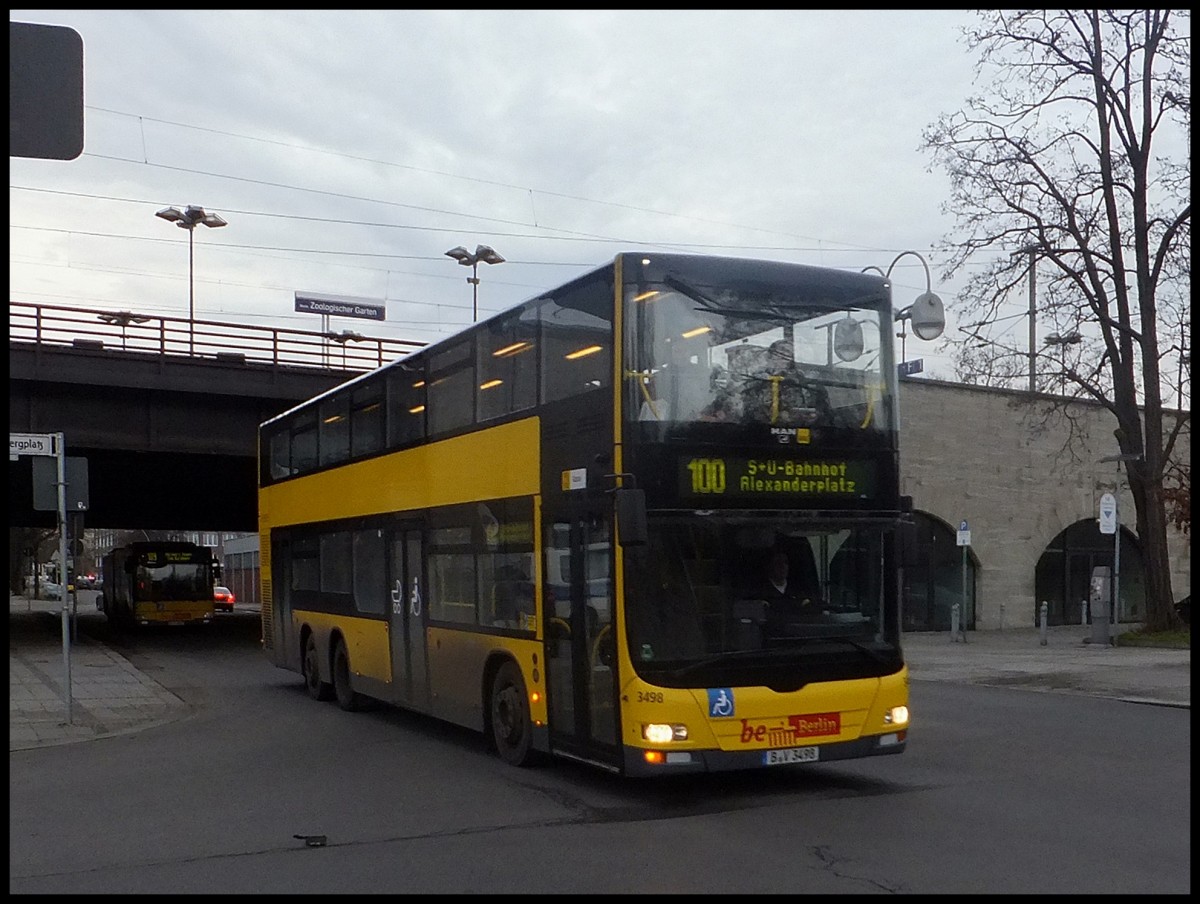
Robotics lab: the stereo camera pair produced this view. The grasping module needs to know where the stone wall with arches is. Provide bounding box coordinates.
[897,378,1189,630]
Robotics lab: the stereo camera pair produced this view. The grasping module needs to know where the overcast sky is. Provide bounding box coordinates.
[11,9,1003,379]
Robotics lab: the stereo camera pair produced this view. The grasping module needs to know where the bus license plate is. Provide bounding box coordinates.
[763,746,819,766]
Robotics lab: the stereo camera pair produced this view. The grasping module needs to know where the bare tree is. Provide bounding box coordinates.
[8,526,60,596]
[922,10,1190,630]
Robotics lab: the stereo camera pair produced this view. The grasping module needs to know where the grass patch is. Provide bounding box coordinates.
[1115,628,1190,649]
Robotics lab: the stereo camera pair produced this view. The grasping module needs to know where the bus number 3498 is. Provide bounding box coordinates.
[687,458,727,494]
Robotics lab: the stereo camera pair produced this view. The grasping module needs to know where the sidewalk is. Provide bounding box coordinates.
[901,624,1190,708]
[10,594,191,752]
[9,594,1189,753]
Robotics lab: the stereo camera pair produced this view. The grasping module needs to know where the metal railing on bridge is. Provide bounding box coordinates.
[9,301,425,372]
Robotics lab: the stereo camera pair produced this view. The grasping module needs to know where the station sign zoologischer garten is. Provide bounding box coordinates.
[294,292,386,321]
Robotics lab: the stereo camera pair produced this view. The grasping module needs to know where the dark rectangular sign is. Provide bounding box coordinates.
[294,293,385,321]
[32,455,89,511]
[10,22,84,160]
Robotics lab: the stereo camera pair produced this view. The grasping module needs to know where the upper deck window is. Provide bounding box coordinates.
[539,271,613,404]
[623,268,895,433]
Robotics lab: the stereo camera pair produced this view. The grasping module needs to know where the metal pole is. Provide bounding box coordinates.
[55,433,73,723]
[1027,249,1036,393]
[188,225,196,356]
[472,261,479,322]
[961,544,968,641]
[1113,493,1121,636]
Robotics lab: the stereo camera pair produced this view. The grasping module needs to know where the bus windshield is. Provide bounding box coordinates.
[625,271,895,432]
[136,561,211,602]
[623,514,893,687]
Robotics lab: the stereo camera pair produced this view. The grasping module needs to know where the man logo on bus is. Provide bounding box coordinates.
[707,687,735,718]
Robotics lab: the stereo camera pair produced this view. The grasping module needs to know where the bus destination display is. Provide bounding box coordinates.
[680,455,876,501]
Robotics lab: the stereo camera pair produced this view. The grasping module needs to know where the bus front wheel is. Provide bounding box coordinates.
[303,634,334,702]
[490,660,534,767]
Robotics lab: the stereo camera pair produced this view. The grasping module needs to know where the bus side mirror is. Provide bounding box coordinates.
[615,487,648,548]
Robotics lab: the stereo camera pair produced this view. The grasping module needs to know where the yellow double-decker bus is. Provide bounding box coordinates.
[259,252,941,775]
[99,541,218,627]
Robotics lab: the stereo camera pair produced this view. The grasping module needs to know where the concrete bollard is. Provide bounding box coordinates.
[1081,599,1088,626]
[1039,601,1048,645]
[950,603,960,642]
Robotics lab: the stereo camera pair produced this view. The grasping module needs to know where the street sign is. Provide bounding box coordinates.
[9,21,85,161]
[956,519,971,547]
[1098,492,1117,535]
[32,455,89,511]
[294,292,386,321]
[9,432,57,459]
[898,359,924,376]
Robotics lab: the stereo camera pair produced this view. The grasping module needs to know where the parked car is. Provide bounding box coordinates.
[213,585,236,613]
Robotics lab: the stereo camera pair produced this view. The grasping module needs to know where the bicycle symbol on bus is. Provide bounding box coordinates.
[391,578,423,617]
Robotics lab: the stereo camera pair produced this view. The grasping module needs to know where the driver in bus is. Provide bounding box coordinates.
[743,339,834,427]
[754,550,822,636]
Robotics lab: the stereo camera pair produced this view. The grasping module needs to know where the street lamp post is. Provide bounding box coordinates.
[1010,245,1070,392]
[861,251,946,363]
[444,244,505,322]
[1043,331,1082,392]
[156,205,228,355]
[97,310,151,351]
[325,329,365,368]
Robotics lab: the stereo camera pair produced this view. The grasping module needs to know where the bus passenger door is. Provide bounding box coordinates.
[389,526,430,712]
[544,504,619,762]
[269,533,295,665]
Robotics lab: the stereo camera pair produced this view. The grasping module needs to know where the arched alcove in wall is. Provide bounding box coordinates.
[903,512,977,632]
[1034,520,1144,626]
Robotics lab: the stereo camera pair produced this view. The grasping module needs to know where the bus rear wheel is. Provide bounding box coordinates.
[333,638,367,711]
[303,634,334,702]
[490,661,533,766]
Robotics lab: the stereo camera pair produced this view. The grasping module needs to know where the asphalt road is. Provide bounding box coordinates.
[9,608,1190,894]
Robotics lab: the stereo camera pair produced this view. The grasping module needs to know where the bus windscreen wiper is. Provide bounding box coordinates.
[663,645,812,679]
[661,274,787,322]
[808,635,889,664]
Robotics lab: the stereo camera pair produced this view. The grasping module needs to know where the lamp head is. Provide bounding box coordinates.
[445,246,474,265]
[897,291,945,341]
[157,205,225,228]
[833,315,864,362]
[475,244,505,266]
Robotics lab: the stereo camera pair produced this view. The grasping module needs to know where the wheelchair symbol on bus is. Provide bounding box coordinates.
[707,687,735,718]
[409,577,422,617]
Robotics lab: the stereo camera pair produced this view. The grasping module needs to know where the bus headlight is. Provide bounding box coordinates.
[884,705,909,726]
[642,723,689,743]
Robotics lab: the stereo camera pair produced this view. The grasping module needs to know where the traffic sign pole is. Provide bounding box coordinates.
[956,520,970,642]
[1113,497,1120,633]
[9,431,74,721]
[55,433,73,723]
[1097,492,1119,634]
